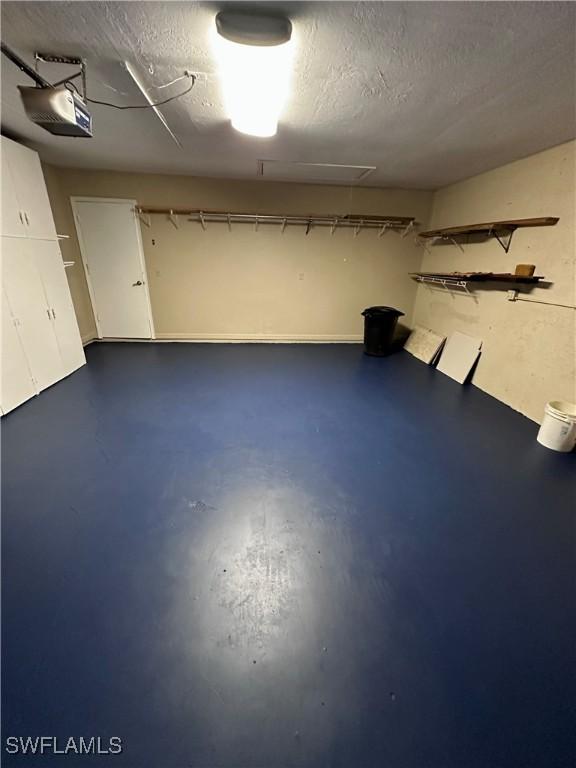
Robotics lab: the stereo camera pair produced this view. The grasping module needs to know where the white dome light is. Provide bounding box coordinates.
[214,12,294,138]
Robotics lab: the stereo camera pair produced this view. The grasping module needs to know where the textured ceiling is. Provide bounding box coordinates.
[1,1,575,189]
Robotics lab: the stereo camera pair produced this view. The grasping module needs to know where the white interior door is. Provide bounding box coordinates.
[2,137,57,240]
[2,237,63,391]
[1,289,36,413]
[33,239,86,376]
[72,198,153,339]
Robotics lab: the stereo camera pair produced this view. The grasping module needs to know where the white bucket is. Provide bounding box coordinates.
[537,400,576,452]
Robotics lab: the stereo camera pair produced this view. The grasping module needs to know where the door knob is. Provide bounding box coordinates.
[132,280,143,286]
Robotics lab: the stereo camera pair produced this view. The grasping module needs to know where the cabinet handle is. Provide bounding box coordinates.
[52,309,56,319]
[24,212,30,226]
[47,309,51,319]
[19,211,24,224]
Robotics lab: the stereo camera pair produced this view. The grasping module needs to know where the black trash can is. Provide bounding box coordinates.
[361,306,404,356]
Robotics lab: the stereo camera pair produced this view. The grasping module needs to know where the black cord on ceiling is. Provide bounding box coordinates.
[66,72,196,110]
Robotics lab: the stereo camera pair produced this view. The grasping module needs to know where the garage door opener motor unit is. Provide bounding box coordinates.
[19,84,92,137]
[1,45,92,137]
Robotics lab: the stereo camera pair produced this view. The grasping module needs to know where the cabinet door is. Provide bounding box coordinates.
[2,237,63,391]
[1,147,26,237]
[33,240,85,376]
[2,137,57,240]
[1,289,37,413]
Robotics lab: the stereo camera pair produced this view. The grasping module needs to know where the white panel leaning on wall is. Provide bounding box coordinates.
[1,135,85,415]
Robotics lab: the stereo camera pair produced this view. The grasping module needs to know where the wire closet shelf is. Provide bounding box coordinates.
[413,275,472,293]
[134,207,416,236]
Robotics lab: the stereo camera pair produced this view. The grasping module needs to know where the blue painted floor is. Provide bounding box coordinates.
[2,343,575,767]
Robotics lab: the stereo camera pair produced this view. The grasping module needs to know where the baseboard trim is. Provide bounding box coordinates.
[82,335,96,347]
[153,333,363,343]
[93,333,363,344]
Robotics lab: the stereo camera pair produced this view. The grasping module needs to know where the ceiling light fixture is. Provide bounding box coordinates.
[214,11,293,138]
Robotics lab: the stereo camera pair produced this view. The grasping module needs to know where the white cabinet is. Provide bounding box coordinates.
[1,289,36,413]
[2,237,63,392]
[33,239,85,376]
[1,156,27,237]
[1,138,86,415]
[1,136,57,239]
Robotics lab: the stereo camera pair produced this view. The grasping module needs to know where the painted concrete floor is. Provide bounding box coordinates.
[2,343,575,768]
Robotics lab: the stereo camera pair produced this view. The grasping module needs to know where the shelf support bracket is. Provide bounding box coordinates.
[378,223,389,238]
[255,216,259,232]
[305,219,312,235]
[331,218,338,235]
[168,210,178,229]
[401,220,414,238]
[416,237,431,255]
[227,214,232,232]
[354,219,363,237]
[448,236,464,253]
[493,227,515,253]
[199,211,206,231]
[137,209,151,228]
[281,218,287,233]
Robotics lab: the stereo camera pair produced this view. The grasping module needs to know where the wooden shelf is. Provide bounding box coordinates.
[418,217,558,238]
[418,217,559,253]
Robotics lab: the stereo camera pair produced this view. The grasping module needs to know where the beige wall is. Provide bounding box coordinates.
[412,141,575,423]
[44,145,574,423]
[45,168,432,342]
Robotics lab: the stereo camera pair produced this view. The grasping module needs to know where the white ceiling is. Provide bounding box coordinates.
[1,1,575,189]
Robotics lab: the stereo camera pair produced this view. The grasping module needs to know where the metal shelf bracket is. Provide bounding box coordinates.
[492,227,515,253]
[401,220,415,238]
[137,211,151,228]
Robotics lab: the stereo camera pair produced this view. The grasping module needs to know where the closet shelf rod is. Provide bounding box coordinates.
[135,207,415,231]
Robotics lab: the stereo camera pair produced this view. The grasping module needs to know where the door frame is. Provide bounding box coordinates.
[71,197,155,339]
